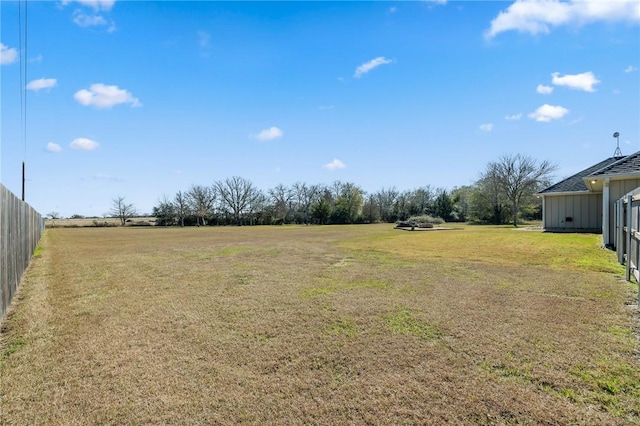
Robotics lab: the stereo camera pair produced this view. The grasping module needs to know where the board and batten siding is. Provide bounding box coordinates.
[543,193,602,231]
[1,183,44,321]
[607,178,640,245]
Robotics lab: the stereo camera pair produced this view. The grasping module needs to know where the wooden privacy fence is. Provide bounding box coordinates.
[614,186,640,303]
[1,183,44,320]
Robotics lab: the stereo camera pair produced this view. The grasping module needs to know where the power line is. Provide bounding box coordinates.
[17,0,28,200]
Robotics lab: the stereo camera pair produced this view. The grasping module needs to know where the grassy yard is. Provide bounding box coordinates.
[1,224,638,424]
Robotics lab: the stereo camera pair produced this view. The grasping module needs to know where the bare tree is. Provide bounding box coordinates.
[292,182,319,224]
[375,187,399,222]
[186,185,215,226]
[46,212,61,227]
[364,193,380,223]
[269,183,294,224]
[174,190,189,227]
[110,196,137,226]
[215,176,262,225]
[490,154,556,227]
[473,167,509,224]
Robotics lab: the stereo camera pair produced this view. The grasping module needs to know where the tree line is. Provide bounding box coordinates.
[110,154,555,227]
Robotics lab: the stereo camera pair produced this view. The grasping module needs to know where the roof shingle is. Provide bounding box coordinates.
[587,151,640,177]
[538,156,623,194]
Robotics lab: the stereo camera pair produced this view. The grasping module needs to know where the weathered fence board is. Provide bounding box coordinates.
[1,183,44,320]
[615,187,640,304]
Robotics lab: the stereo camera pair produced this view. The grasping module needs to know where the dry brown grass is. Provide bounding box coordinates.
[1,224,638,424]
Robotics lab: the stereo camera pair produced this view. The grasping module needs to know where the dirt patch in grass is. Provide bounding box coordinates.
[1,224,638,424]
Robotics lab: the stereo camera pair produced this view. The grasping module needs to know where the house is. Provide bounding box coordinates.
[538,150,640,248]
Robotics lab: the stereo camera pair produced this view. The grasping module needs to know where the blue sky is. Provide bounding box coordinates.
[1,0,638,217]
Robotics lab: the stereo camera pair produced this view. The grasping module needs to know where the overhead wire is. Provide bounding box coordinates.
[17,0,28,199]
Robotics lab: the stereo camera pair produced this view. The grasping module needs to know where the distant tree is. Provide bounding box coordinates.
[186,185,215,226]
[110,196,137,226]
[311,197,331,225]
[332,182,364,224]
[433,189,454,222]
[174,190,189,227]
[450,186,473,222]
[490,154,556,227]
[153,196,177,226]
[269,183,294,224]
[375,187,398,222]
[70,214,85,219]
[292,182,319,224]
[470,170,508,224]
[363,193,380,223]
[246,190,266,225]
[409,186,434,217]
[215,176,262,225]
[46,212,61,227]
[393,191,411,221]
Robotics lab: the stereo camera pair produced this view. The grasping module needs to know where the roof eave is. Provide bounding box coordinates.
[538,190,593,197]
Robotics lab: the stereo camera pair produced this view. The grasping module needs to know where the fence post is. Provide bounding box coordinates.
[616,200,623,263]
[625,194,633,281]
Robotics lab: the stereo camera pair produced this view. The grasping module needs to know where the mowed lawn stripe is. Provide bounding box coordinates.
[1,224,638,424]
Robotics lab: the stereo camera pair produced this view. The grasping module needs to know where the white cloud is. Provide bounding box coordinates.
[625,65,638,73]
[536,84,553,94]
[389,6,397,13]
[485,0,640,39]
[70,138,99,150]
[479,123,494,132]
[64,1,116,31]
[73,10,107,27]
[1,43,18,65]
[29,54,43,63]
[324,159,346,171]
[61,0,115,11]
[253,126,283,141]
[354,56,393,78]
[27,78,58,91]
[528,104,569,122]
[74,83,141,108]
[551,71,600,92]
[505,113,522,121]
[46,142,62,153]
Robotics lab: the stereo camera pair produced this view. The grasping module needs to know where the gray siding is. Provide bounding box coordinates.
[543,193,602,231]
[607,178,640,241]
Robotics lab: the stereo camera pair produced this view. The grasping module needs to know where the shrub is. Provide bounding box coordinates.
[407,215,444,225]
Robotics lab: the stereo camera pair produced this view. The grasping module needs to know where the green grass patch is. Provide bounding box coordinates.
[348,279,389,290]
[1,337,27,360]
[385,308,441,340]
[215,246,258,256]
[326,317,358,337]
[300,286,335,299]
[32,243,44,257]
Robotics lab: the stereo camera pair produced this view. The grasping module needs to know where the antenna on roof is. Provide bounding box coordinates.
[613,132,622,157]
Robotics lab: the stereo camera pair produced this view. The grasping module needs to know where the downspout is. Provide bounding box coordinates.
[602,177,610,247]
